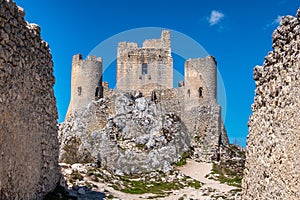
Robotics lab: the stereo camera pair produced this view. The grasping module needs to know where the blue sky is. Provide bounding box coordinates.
[14,0,300,147]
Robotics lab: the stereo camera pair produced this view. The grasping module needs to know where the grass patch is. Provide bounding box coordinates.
[187,179,201,189]
[115,177,184,195]
[85,181,93,189]
[135,143,146,149]
[121,181,181,194]
[70,171,83,181]
[175,152,189,166]
[106,194,114,199]
[87,168,96,176]
[212,163,242,187]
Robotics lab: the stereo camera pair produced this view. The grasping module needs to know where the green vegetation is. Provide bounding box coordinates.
[174,152,189,166]
[110,173,201,195]
[121,181,181,194]
[85,181,93,189]
[70,171,84,181]
[187,179,201,189]
[211,163,242,188]
[147,194,170,199]
[106,194,114,199]
[87,168,96,176]
[135,143,146,149]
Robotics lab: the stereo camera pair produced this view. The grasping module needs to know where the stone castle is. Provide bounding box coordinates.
[67,30,218,115]
[1,0,299,199]
[62,30,229,170]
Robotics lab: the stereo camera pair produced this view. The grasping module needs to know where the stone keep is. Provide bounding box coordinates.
[184,56,217,109]
[0,0,60,199]
[116,30,173,96]
[242,9,300,200]
[67,54,103,116]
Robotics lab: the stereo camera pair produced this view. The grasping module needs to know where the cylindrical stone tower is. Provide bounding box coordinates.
[66,54,103,117]
[184,56,217,107]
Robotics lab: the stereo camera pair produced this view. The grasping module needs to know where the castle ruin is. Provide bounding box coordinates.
[242,10,300,200]
[63,30,228,169]
[116,30,173,96]
[66,54,103,117]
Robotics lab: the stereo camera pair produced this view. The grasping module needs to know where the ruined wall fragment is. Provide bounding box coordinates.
[0,0,60,199]
[242,9,300,200]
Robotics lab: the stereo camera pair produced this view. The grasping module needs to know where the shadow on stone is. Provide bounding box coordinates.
[44,185,105,200]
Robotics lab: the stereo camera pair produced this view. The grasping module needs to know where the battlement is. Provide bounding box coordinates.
[116,30,173,93]
[73,53,83,61]
[186,56,216,64]
[117,30,171,58]
[72,54,102,63]
[142,30,171,51]
[117,42,139,57]
[87,55,102,62]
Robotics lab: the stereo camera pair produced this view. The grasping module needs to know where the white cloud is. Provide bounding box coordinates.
[208,10,224,26]
[273,15,282,25]
[265,16,283,29]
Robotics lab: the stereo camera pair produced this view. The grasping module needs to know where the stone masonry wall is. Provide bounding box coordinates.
[183,105,222,162]
[116,31,173,94]
[184,56,217,111]
[142,30,171,50]
[151,88,224,162]
[0,0,60,199]
[67,54,103,117]
[242,9,300,199]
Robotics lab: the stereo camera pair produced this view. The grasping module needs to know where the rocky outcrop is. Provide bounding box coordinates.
[0,1,60,199]
[242,9,300,199]
[59,92,190,174]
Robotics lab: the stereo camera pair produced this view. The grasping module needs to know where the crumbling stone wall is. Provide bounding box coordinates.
[142,30,171,50]
[116,30,173,94]
[0,0,60,199]
[242,9,300,200]
[67,54,103,117]
[184,105,222,162]
[154,88,184,116]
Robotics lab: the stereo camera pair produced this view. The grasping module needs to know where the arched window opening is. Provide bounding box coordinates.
[77,86,82,96]
[142,63,148,74]
[198,87,203,98]
[95,87,99,97]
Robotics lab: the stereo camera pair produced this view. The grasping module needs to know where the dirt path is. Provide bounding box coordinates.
[63,160,240,200]
[96,159,238,199]
[178,159,237,193]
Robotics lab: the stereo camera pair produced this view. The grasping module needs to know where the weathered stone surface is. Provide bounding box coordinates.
[66,54,103,117]
[59,30,230,174]
[59,93,190,174]
[116,30,173,96]
[242,8,300,200]
[0,0,60,199]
